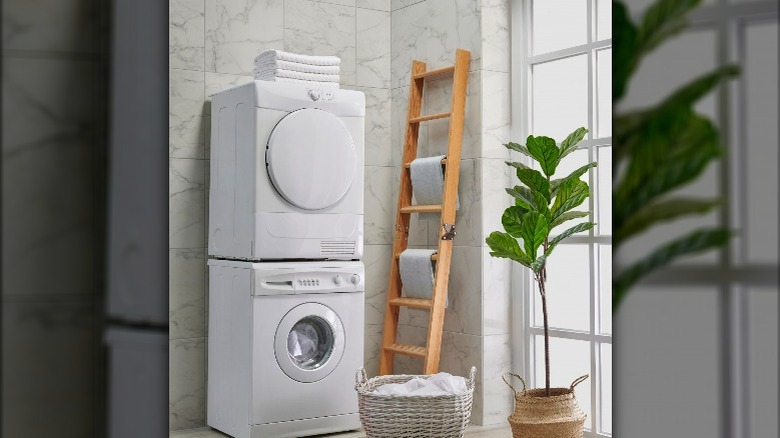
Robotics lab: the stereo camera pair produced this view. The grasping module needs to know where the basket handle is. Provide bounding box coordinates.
[467,366,477,388]
[570,374,589,391]
[355,368,368,387]
[502,373,526,395]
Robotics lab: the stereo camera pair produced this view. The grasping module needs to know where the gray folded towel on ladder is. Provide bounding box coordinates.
[410,155,459,221]
[399,249,448,307]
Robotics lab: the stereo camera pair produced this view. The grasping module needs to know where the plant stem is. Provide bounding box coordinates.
[537,269,551,396]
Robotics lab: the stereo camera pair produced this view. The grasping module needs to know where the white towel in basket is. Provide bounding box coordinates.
[372,372,467,396]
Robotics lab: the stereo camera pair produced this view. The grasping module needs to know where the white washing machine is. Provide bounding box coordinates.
[208,81,365,261]
[207,259,365,438]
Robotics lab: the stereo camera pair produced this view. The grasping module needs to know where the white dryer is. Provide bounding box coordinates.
[207,259,364,438]
[209,81,365,261]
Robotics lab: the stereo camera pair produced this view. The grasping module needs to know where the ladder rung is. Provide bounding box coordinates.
[384,343,428,358]
[400,205,442,214]
[413,66,455,80]
[403,158,447,169]
[389,297,432,309]
[409,112,450,124]
[395,252,438,261]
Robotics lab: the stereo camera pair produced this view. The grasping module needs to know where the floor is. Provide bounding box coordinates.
[170,424,513,438]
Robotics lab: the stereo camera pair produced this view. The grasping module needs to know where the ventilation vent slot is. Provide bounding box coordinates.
[320,241,356,256]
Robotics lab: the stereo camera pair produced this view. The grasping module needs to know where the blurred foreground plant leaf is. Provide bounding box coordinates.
[613,0,738,310]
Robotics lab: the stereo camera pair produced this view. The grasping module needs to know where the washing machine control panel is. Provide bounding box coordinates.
[251,265,365,296]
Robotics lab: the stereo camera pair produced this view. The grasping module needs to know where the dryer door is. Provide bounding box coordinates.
[274,302,345,383]
[266,108,357,210]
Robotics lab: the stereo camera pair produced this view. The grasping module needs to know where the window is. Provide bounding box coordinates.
[511,1,612,436]
[615,1,778,437]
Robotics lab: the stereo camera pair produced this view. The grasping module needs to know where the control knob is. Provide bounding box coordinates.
[350,274,361,285]
[333,275,342,286]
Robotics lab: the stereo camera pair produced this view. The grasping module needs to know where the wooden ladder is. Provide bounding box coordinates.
[379,49,470,375]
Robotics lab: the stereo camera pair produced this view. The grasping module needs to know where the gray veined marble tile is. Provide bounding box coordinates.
[2,0,104,53]
[391,0,426,12]
[284,0,357,86]
[357,9,392,88]
[399,245,484,336]
[2,301,98,437]
[2,57,97,156]
[426,0,482,72]
[356,86,392,166]
[481,245,511,336]
[170,69,206,159]
[169,337,207,431]
[2,59,98,298]
[480,0,510,73]
[364,165,394,244]
[480,158,511,246]
[363,324,385,377]
[170,249,207,339]
[358,0,392,11]
[390,1,428,88]
[205,0,284,75]
[364,244,392,325]
[481,334,513,425]
[480,71,511,159]
[170,0,206,71]
[170,158,206,249]
[313,0,357,6]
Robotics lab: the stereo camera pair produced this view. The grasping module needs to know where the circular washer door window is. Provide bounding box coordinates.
[274,302,345,383]
[266,108,357,210]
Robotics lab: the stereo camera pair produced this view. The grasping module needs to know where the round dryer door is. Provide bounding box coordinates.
[266,108,357,210]
[274,302,345,383]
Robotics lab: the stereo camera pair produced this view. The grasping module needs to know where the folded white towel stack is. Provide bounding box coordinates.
[254,50,341,89]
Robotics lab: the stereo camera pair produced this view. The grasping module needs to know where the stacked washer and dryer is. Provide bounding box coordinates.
[207,81,366,438]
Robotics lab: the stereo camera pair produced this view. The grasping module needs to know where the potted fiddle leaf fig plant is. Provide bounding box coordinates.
[486,127,595,438]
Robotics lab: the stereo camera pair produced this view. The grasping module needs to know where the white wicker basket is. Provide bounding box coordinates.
[354,367,477,438]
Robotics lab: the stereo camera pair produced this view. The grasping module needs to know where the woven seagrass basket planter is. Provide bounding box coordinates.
[355,367,476,438]
[503,373,588,438]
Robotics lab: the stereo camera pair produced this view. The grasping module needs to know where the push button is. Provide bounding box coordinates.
[308,89,322,101]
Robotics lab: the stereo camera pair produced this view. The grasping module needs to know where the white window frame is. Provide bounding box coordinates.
[510,1,612,436]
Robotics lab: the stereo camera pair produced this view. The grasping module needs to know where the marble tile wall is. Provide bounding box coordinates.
[169,0,394,430]
[2,0,108,436]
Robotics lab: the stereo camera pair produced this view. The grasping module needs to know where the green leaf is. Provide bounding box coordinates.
[532,190,551,218]
[505,161,531,171]
[559,127,588,160]
[550,211,590,229]
[530,254,547,273]
[501,206,526,238]
[505,142,531,156]
[547,222,596,254]
[550,162,597,196]
[486,231,532,267]
[616,197,721,245]
[551,179,589,221]
[638,0,700,54]
[526,135,560,177]
[516,168,551,201]
[613,1,639,102]
[519,212,549,260]
[613,228,731,309]
[615,138,720,228]
[506,186,535,211]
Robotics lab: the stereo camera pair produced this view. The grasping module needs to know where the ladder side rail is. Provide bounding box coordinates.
[424,49,471,374]
[379,60,428,376]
